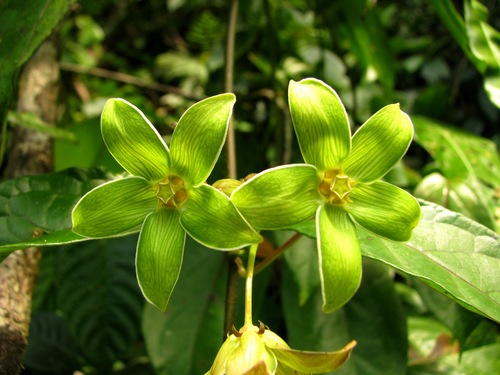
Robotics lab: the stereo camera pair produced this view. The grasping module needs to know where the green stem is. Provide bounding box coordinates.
[244,243,259,327]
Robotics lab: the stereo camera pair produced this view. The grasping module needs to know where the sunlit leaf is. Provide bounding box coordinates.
[136,208,186,311]
[180,184,262,250]
[343,104,413,183]
[347,181,421,241]
[317,204,362,312]
[231,164,320,230]
[101,98,170,181]
[72,177,157,238]
[289,78,351,170]
[169,94,235,186]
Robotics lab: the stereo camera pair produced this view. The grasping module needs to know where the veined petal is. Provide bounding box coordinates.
[317,204,362,312]
[180,184,262,249]
[101,99,170,181]
[343,104,413,183]
[271,340,356,373]
[72,177,157,237]
[346,181,421,241]
[231,164,321,230]
[136,208,186,311]
[170,94,236,186]
[289,78,351,171]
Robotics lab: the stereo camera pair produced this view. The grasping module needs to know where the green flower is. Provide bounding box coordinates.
[72,95,261,311]
[232,78,421,312]
[206,323,356,375]
[286,78,421,312]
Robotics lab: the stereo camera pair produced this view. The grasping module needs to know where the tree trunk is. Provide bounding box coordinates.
[0,39,59,375]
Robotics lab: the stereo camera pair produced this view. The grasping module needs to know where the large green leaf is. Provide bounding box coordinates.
[0,168,109,260]
[142,238,227,375]
[27,237,144,368]
[360,201,500,323]
[0,0,75,121]
[169,93,235,186]
[281,259,407,375]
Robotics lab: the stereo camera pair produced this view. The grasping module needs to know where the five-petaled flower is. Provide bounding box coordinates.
[205,322,356,375]
[72,95,261,311]
[231,78,421,312]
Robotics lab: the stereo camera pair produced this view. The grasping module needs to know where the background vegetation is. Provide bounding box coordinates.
[1,0,499,374]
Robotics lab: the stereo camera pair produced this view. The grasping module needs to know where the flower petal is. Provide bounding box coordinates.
[101,99,170,181]
[346,181,421,241]
[231,164,321,230]
[180,184,262,249]
[317,204,362,312]
[72,177,157,237]
[288,78,351,171]
[343,104,413,183]
[271,340,356,373]
[170,94,236,186]
[136,208,186,311]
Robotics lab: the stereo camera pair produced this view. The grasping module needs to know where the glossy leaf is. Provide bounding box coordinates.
[359,201,500,323]
[101,99,170,181]
[180,184,262,250]
[231,164,321,230]
[136,208,186,311]
[347,181,421,242]
[343,104,413,183]
[317,204,362,312]
[72,177,157,238]
[289,78,351,171]
[143,238,226,375]
[169,93,235,186]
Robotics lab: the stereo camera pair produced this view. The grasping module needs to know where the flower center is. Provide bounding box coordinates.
[156,174,187,208]
[319,169,354,205]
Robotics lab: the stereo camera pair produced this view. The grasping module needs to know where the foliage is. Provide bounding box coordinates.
[0,0,499,374]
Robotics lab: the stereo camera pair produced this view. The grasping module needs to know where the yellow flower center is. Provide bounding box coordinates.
[319,169,354,205]
[155,174,187,208]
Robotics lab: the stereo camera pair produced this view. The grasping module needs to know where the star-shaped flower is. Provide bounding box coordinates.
[231,78,421,312]
[205,322,356,375]
[72,95,261,311]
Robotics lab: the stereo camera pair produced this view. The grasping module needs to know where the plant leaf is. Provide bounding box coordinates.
[101,98,170,181]
[346,181,421,242]
[136,208,186,311]
[343,104,413,183]
[180,184,262,249]
[72,177,157,238]
[231,164,320,230]
[169,93,235,186]
[359,200,500,323]
[317,204,362,312]
[288,78,351,171]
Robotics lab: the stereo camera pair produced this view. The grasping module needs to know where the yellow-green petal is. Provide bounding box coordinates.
[136,208,186,311]
[346,181,421,241]
[231,164,321,230]
[317,204,362,312]
[343,104,413,183]
[170,93,235,186]
[180,184,262,250]
[72,177,157,237]
[271,340,356,373]
[289,78,351,170]
[101,99,170,181]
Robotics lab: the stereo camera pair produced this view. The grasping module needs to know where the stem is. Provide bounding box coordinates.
[224,0,238,179]
[254,232,302,275]
[244,243,259,327]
